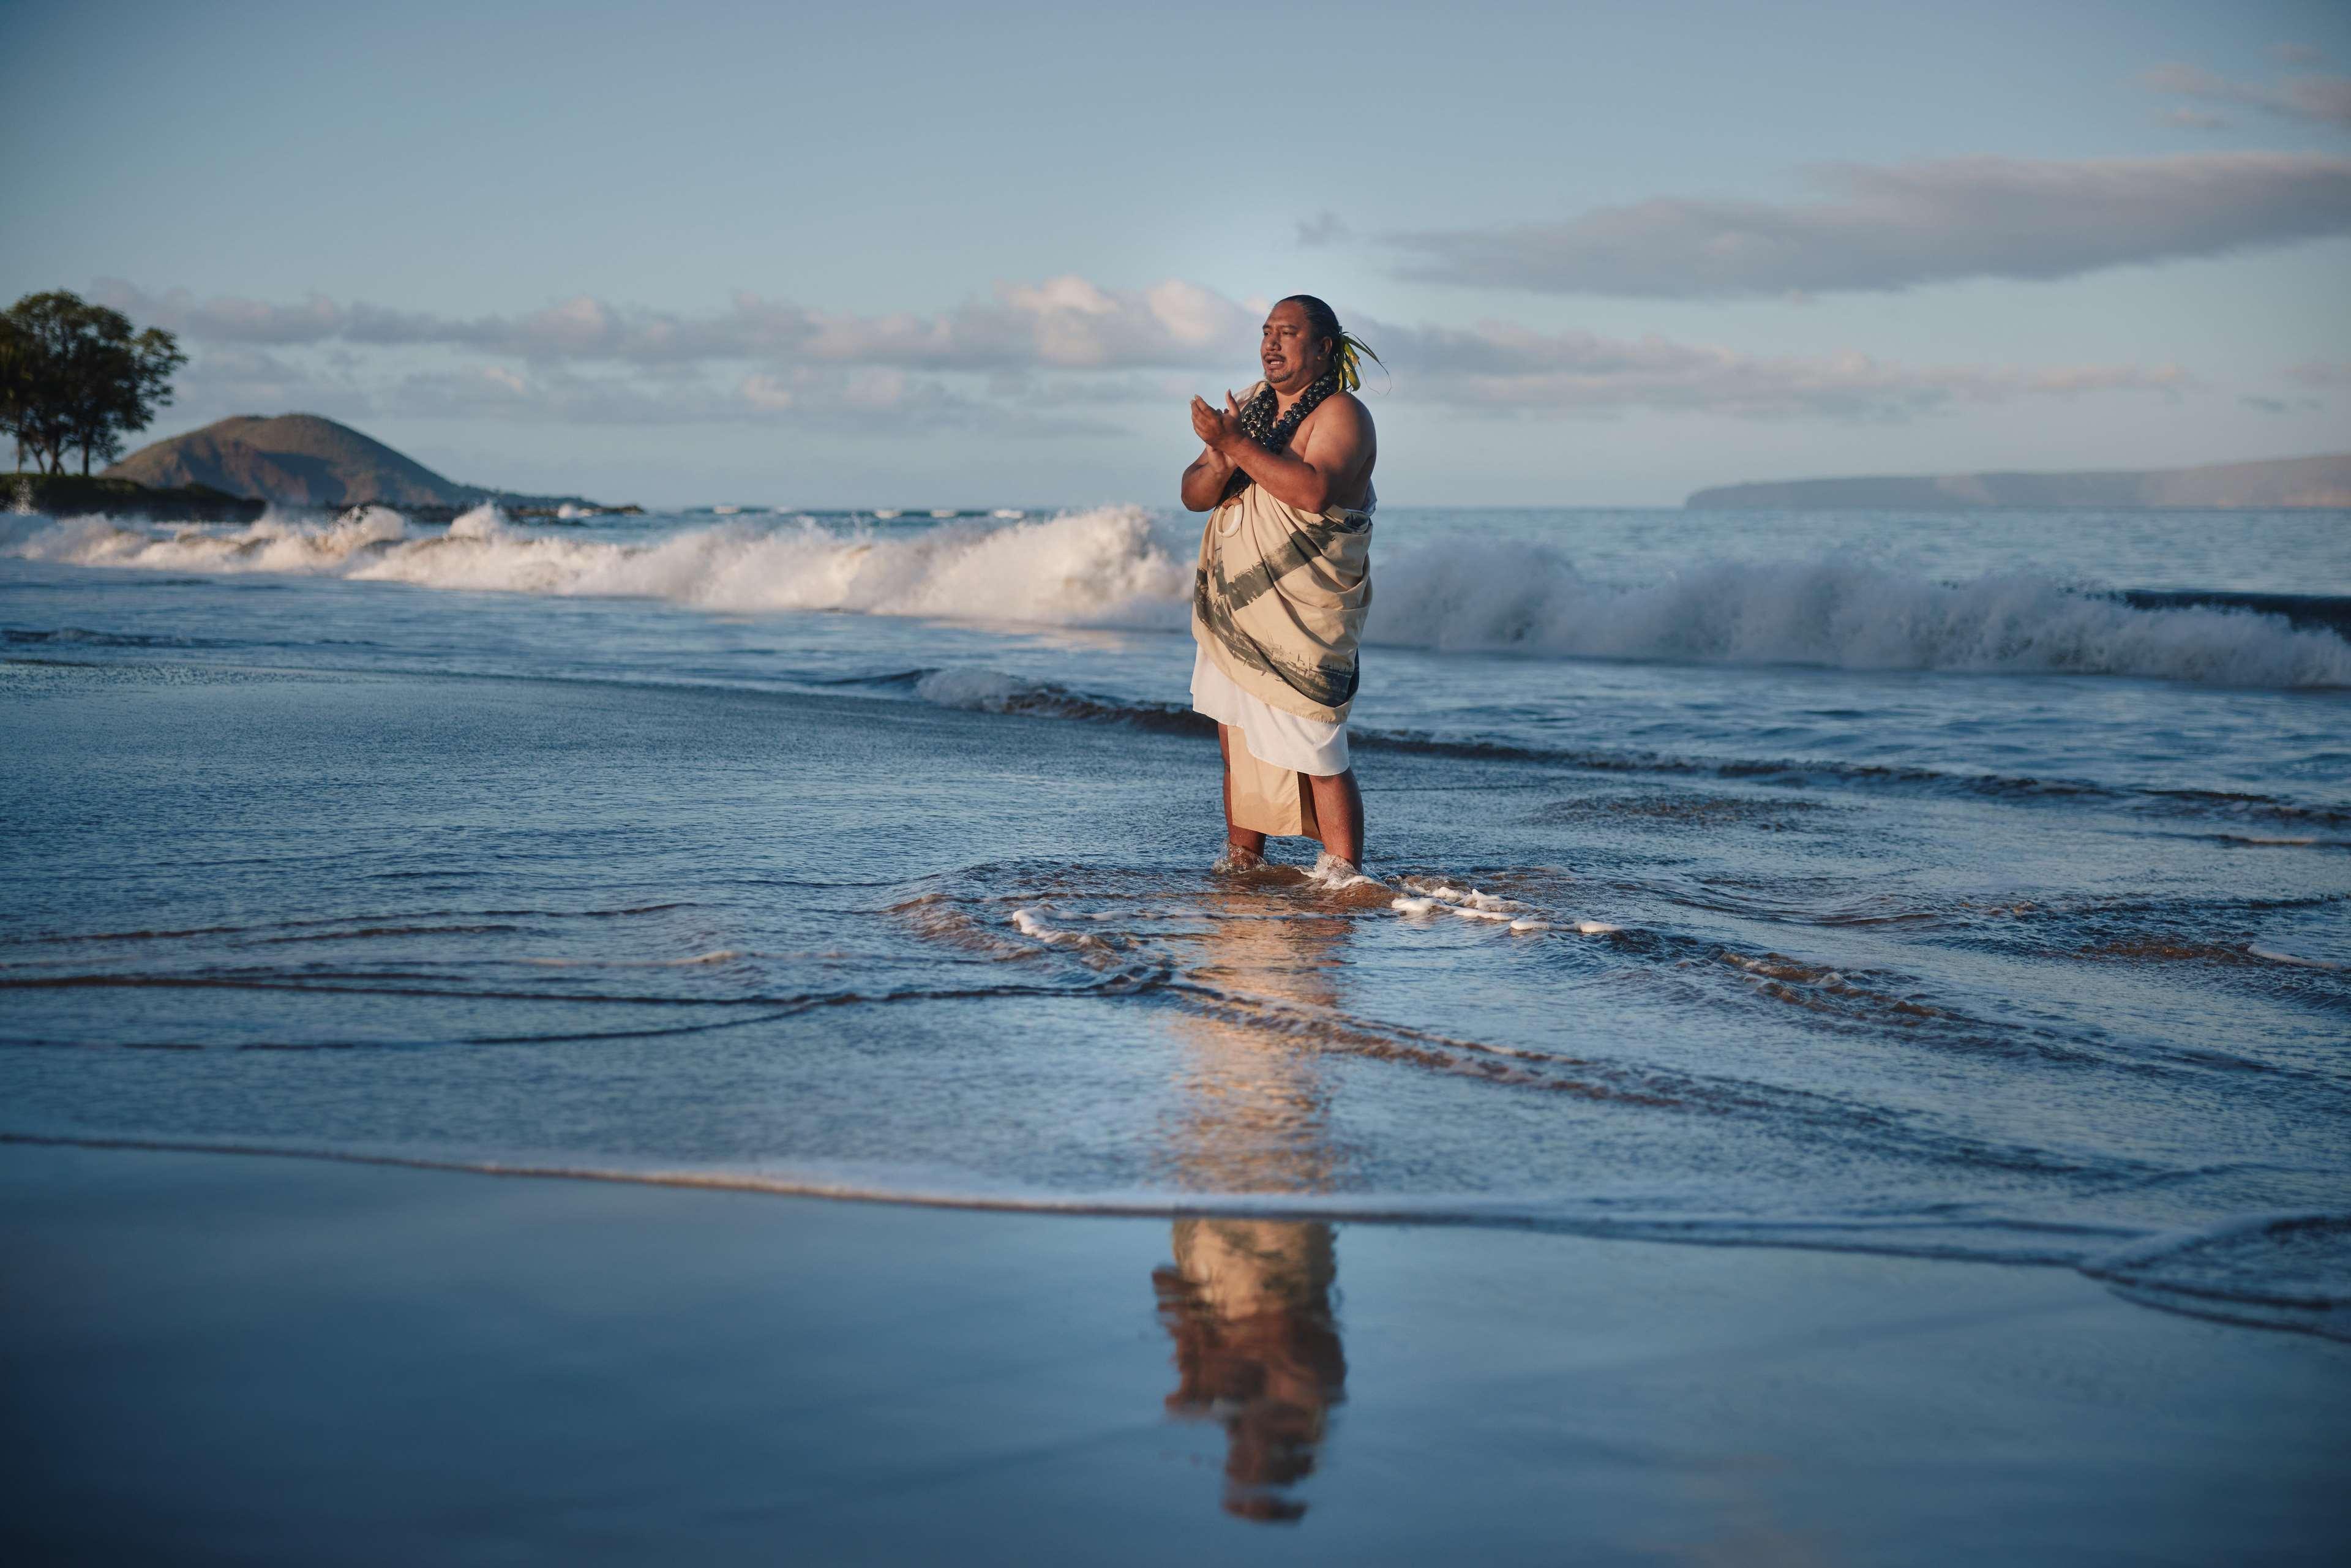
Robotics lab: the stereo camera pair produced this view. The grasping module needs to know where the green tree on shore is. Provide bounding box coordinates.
[1,291,187,476]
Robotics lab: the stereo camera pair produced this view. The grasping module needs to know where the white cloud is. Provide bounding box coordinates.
[2146,62,2351,130]
[108,276,2197,432]
[738,373,797,413]
[170,345,376,425]
[1389,152,2351,297]
[2283,360,2351,388]
[1354,317,2190,421]
[97,276,1259,373]
[369,361,1117,437]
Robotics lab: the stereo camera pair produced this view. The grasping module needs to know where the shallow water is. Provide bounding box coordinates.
[3,500,2347,1339]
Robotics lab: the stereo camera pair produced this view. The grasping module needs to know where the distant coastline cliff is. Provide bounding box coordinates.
[1686,452,2351,510]
[94,413,631,519]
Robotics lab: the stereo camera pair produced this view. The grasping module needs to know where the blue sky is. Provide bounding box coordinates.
[7,0,2348,505]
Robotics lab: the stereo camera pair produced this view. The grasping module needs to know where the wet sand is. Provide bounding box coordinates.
[4,1139,2344,1564]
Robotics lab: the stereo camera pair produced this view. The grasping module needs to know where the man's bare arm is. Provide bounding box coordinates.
[1196,392,1371,515]
[1180,443,1237,512]
[1292,395,1374,512]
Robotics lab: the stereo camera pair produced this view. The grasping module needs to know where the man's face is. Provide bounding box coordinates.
[1260,302,1327,390]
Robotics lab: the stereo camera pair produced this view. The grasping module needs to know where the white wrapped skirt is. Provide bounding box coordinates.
[1190,645,1351,776]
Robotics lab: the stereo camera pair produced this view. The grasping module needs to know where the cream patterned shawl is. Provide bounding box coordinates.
[1191,475,1374,727]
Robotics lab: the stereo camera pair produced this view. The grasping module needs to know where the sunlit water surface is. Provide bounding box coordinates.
[4,501,2347,1345]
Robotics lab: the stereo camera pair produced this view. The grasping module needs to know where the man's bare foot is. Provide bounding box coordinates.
[1212,843,1267,874]
[1308,849,1381,890]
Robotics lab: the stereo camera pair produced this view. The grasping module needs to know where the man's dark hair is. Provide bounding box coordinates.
[1276,294,1382,392]
[1278,294,1344,355]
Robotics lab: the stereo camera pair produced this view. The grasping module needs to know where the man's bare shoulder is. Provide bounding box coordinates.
[1305,389,1374,441]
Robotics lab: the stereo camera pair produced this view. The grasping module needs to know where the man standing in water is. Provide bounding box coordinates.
[1183,295,1379,881]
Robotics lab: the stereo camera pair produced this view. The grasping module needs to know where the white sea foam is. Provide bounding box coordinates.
[1390,876,1564,932]
[2248,946,2344,970]
[1395,877,1523,912]
[445,503,504,541]
[913,668,1035,710]
[17,507,411,575]
[10,508,2349,686]
[1010,906,1113,950]
[1368,539,2351,688]
[8,506,1191,629]
[1306,850,1383,891]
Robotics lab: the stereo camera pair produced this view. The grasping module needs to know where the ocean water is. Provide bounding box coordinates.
[4,499,2348,1343]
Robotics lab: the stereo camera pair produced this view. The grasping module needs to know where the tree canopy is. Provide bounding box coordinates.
[1,291,187,476]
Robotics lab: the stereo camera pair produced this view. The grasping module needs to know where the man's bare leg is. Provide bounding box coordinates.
[1306,768,1365,868]
[1217,726,1267,865]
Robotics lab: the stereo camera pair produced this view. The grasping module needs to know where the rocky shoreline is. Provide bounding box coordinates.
[8,473,267,522]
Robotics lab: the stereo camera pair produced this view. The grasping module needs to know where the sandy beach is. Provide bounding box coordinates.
[6,1139,2345,1564]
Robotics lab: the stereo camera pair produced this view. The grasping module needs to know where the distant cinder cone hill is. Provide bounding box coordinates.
[103,413,593,509]
[1687,452,2351,510]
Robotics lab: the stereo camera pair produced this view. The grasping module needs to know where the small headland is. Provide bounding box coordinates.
[90,412,634,521]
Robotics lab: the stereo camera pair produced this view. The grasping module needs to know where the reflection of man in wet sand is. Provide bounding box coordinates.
[1153,1218,1345,1523]
[1183,295,1379,881]
[1152,884,1353,1521]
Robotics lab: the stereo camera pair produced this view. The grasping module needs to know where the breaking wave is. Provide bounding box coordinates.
[9,507,2349,687]
[1367,539,2351,688]
[7,504,1193,629]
